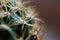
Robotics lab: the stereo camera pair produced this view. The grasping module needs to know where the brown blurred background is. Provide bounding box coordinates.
[23,0,60,40]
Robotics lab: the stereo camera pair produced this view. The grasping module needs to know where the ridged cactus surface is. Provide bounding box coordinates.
[0,0,40,40]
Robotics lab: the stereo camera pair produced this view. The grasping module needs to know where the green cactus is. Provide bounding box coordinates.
[0,0,40,40]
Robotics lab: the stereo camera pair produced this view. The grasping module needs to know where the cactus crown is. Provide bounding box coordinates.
[0,0,40,40]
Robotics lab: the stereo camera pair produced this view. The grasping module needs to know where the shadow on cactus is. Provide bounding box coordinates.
[0,0,41,40]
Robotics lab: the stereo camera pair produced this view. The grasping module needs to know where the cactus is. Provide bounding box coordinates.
[0,0,40,40]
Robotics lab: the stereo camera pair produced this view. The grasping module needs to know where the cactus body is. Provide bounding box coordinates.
[0,0,40,40]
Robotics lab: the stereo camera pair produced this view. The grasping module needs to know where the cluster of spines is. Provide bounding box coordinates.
[0,0,40,40]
